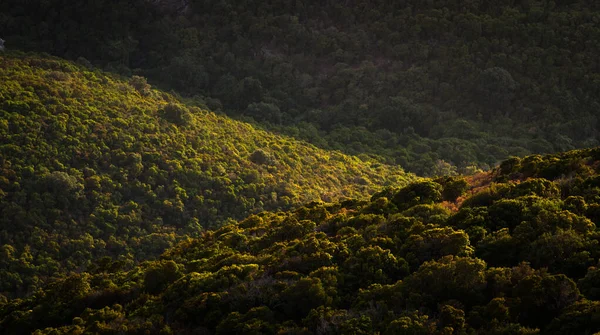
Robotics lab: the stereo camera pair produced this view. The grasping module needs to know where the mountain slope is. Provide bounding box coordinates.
[1,148,599,334]
[1,0,599,174]
[0,52,412,297]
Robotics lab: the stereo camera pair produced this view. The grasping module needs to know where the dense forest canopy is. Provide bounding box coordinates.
[1,1,600,334]
[1,0,599,174]
[0,53,412,298]
[2,148,600,334]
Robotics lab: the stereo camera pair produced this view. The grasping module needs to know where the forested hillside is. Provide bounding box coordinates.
[1,0,599,174]
[2,1,600,334]
[2,149,600,334]
[0,53,412,298]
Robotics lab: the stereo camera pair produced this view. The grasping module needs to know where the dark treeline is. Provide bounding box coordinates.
[2,0,599,174]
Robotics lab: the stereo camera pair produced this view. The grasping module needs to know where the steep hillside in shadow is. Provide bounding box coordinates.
[1,0,599,174]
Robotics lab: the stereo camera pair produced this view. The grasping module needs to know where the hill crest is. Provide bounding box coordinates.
[0,52,412,297]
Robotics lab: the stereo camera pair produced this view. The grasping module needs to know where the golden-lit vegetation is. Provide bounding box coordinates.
[2,149,599,334]
[2,0,599,175]
[1,1,600,333]
[0,53,412,297]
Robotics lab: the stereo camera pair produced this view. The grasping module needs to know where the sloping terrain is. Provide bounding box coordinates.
[0,53,412,297]
[2,148,599,334]
[1,0,599,174]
